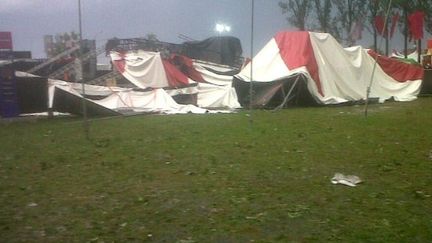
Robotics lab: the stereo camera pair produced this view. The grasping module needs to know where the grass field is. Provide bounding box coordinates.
[1,98,431,242]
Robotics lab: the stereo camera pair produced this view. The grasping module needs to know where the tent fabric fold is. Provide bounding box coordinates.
[111,51,186,88]
[367,50,423,82]
[110,50,241,109]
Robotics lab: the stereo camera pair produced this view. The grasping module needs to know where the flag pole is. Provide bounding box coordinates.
[248,0,255,126]
[78,0,89,139]
[365,0,393,118]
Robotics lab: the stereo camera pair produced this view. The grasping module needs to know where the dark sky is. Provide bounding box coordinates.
[1,0,427,62]
[0,0,290,60]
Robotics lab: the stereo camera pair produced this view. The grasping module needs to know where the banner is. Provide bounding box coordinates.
[0,32,13,50]
[375,14,399,39]
[350,19,364,42]
[390,13,400,38]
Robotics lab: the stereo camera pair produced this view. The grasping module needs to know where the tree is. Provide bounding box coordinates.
[394,0,432,33]
[365,0,378,50]
[332,0,367,46]
[278,0,357,44]
[312,0,337,36]
[393,0,432,57]
[278,0,431,52]
[143,33,160,51]
[278,0,313,31]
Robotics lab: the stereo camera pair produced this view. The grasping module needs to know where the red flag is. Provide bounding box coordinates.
[390,13,400,38]
[374,16,387,37]
[408,11,424,40]
[350,19,364,42]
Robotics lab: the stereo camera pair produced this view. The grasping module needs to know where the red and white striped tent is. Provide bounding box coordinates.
[236,31,423,105]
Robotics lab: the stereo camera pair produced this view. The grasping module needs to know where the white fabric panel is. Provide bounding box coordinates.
[164,86,199,96]
[192,62,241,108]
[236,39,291,82]
[193,62,234,86]
[15,71,39,78]
[110,51,169,88]
[93,89,215,114]
[197,83,241,108]
[391,50,419,61]
[88,87,231,114]
[308,32,421,104]
[93,89,180,112]
[164,104,209,114]
[196,61,238,73]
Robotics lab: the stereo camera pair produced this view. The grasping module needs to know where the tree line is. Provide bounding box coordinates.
[279,0,432,55]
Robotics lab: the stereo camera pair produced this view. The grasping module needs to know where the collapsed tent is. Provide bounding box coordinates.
[6,31,426,118]
[25,50,242,117]
[2,48,241,117]
[110,50,241,109]
[235,31,424,107]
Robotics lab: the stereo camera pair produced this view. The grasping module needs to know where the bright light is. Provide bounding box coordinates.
[215,24,225,33]
[215,23,231,34]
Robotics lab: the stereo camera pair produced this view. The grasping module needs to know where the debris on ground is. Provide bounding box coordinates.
[331,173,362,187]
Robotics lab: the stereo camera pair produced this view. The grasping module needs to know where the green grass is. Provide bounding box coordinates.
[1,98,432,242]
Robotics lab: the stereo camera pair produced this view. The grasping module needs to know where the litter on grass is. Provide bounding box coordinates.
[27,202,38,207]
[331,173,362,187]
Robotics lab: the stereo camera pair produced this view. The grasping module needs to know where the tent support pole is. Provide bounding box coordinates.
[273,75,300,111]
[295,78,303,105]
[365,0,393,118]
[280,82,286,100]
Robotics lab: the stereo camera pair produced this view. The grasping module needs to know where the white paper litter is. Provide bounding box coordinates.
[331,173,362,187]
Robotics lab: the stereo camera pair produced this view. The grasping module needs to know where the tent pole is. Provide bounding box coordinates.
[248,0,255,125]
[295,76,303,105]
[273,75,300,111]
[365,0,393,118]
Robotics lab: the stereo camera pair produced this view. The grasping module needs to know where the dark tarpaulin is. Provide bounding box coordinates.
[52,87,121,117]
[232,75,317,108]
[181,36,242,67]
[16,76,48,114]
